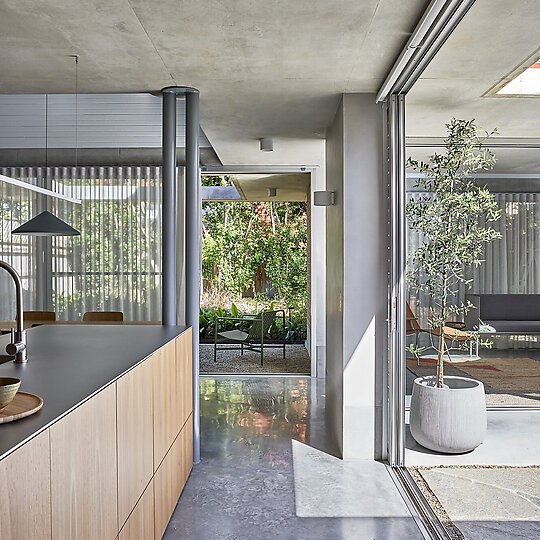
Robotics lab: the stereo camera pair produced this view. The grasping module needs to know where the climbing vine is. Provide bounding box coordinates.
[201,176,307,312]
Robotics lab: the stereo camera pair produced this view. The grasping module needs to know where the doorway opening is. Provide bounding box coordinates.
[199,171,315,376]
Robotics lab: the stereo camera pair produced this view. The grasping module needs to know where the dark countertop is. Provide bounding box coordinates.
[0,324,189,460]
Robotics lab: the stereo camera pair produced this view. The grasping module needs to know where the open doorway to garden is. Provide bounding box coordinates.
[199,173,311,374]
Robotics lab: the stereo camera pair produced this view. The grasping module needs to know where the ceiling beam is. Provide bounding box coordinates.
[0,174,81,204]
[407,137,540,149]
[377,0,476,102]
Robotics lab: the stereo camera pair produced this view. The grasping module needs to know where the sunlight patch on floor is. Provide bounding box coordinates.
[292,440,411,518]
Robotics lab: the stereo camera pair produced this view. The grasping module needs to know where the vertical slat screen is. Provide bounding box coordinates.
[1,166,163,321]
[0,167,37,319]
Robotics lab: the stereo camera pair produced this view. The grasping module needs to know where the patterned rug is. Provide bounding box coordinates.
[407,356,540,406]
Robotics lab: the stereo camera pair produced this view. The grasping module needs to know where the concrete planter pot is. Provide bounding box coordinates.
[410,376,486,454]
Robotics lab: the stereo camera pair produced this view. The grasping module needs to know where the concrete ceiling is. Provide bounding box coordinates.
[406,0,540,174]
[0,0,429,166]
[233,173,309,202]
[407,146,540,174]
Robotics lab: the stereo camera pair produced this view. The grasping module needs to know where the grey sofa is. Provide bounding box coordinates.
[465,294,540,332]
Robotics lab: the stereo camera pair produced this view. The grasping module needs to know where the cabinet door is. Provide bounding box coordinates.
[153,341,181,469]
[0,430,51,540]
[154,415,193,540]
[180,414,194,488]
[50,383,118,540]
[176,328,193,428]
[117,357,154,527]
[153,432,182,540]
[118,479,154,540]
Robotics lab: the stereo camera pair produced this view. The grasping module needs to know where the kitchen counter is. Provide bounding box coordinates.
[0,324,189,460]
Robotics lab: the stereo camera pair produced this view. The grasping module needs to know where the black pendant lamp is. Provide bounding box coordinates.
[13,55,81,237]
[12,210,80,236]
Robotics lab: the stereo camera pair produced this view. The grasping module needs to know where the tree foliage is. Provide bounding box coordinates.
[53,179,161,319]
[201,177,307,312]
[407,118,501,387]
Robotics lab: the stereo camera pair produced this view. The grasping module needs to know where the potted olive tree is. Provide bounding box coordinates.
[407,118,501,453]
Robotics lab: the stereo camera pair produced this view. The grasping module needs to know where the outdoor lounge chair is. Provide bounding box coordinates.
[213,310,286,366]
[406,303,478,363]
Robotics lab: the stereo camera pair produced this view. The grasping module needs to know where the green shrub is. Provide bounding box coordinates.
[199,303,307,342]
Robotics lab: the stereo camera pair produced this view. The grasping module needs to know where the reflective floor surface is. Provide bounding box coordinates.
[406,409,540,466]
[164,376,424,540]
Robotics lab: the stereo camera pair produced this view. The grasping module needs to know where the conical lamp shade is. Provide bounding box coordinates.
[12,211,80,236]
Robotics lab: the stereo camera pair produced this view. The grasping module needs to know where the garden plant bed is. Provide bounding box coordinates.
[408,466,464,540]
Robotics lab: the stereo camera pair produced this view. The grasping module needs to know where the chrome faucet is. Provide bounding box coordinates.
[0,260,27,363]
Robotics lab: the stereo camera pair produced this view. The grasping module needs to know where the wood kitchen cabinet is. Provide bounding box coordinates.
[117,355,154,528]
[154,414,193,540]
[153,329,193,471]
[153,341,181,469]
[50,383,118,540]
[119,479,155,540]
[0,430,51,540]
[154,430,182,540]
[181,414,194,487]
[0,328,192,540]
[176,328,193,429]
[152,330,193,538]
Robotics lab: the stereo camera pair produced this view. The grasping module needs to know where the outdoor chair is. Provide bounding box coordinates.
[406,303,478,363]
[213,310,286,366]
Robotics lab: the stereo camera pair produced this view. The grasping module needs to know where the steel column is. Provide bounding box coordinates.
[162,86,201,464]
[162,90,177,326]
[185,90,201,464]
[388,94,407,467]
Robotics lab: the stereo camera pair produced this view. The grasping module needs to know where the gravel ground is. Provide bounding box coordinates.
[199,343,311,374]
[409,465,540,539]
[409,467,465,539]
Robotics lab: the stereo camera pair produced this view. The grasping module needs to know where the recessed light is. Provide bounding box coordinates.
[259,138,273,152]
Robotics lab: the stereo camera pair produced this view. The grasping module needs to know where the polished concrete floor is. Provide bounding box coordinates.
[164,376,424,540]
[406,409,540,466]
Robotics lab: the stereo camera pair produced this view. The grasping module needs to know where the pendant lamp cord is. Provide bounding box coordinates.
[45,93,49,212]
[74,55,78,170]
[45,94,48,169]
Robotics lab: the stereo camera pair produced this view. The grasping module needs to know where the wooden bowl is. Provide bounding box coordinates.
[0,377,21,411]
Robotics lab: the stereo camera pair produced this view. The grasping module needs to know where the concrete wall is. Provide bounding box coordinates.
[325,94,386,459]
[325,98,345,455]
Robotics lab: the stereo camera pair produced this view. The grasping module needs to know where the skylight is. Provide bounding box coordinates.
[496,58,540,96]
